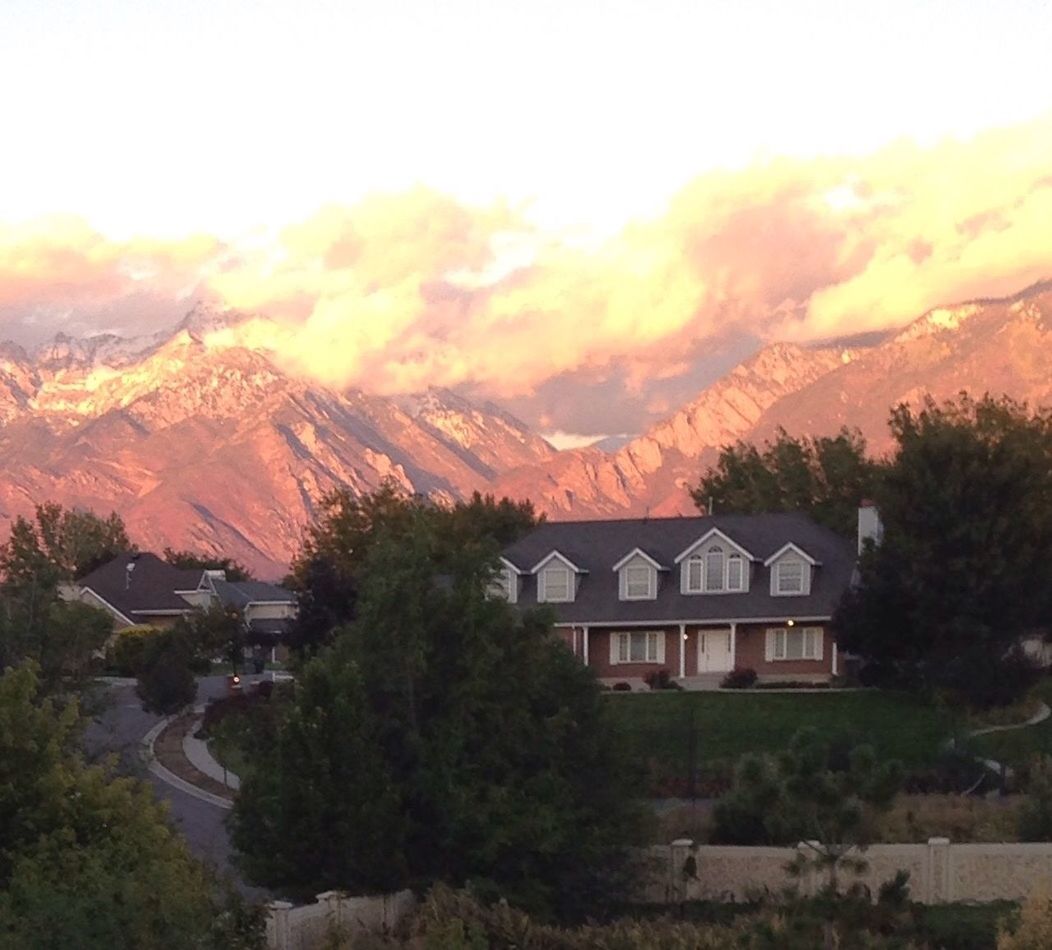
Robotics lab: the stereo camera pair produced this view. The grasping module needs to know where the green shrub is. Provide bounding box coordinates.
[106,625,161,677]
[136,630,197,714]
[720,667,757,689]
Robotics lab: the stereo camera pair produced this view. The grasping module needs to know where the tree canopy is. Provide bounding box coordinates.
[286,483,538,654]
[692,428,882,537]
[162,548,253,582]
[836,394,1052,706]
[2,503,133,581]
[0,664,261,949]
[233,506,638,919]
[0,511,115,696]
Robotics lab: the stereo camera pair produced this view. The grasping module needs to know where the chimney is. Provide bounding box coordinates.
[857,500,883,556]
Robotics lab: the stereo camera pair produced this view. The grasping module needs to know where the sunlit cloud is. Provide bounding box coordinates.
[1,115,1051,436]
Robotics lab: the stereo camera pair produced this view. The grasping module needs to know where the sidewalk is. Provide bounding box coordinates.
[147,713,236,807]
[183,710,241,790]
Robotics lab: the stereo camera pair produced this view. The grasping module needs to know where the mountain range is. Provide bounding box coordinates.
[1,280,1050,577]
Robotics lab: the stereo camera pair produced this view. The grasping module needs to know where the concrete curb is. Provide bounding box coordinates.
[183,714,241,790]
[141,714,234,811]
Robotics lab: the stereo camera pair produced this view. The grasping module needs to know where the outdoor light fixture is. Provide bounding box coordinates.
[787,619,795,626]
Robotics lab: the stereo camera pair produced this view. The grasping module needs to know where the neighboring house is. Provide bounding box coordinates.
[71,552,297,639]
[497,508,873,685]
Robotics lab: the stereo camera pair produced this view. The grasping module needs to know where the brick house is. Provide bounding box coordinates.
[498,510,869,686]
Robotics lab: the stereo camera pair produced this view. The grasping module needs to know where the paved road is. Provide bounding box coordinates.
[84,675,270,899]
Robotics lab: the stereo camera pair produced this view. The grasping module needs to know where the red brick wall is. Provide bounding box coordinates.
[561,623,836,680]
[586,627,677,680]
[734,623,834,676]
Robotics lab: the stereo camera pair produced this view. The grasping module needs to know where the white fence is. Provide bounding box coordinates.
[648,838,1052,905]
[266,889,415,950]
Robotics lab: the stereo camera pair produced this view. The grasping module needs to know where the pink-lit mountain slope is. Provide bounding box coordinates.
[0,315,554,577]
[493,280,1052,520]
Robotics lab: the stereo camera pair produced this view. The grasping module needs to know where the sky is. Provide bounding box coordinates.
[2,0,1052,441]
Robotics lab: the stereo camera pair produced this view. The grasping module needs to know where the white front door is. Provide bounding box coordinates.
[698,628,733,673]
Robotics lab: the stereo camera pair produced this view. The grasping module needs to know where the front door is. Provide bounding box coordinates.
[698,628,733,673]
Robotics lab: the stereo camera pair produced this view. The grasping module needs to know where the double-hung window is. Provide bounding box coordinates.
[623,564,653,599]
[541,564,572,602]
[775,559,805,594]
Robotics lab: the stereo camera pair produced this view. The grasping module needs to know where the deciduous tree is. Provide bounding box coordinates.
[836,394,1052,706]
[692,428,882,537]
[0,664,262,949]
[234,510,638,918]
[286,482,538,654]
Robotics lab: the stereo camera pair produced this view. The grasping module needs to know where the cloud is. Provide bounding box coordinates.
[2,115,1052,436]
[0,216,219,341]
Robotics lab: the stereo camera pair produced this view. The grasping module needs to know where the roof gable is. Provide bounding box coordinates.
[763,542,820,567]
[611,548,666,572]
[673,528,756,564]
[529,550,587,574]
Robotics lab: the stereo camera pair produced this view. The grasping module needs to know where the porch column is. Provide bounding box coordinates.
[571,626,578,658]
[582,625,590,666]
[832,640,838,676]
[678,623,686,678]
[730,621,737,668]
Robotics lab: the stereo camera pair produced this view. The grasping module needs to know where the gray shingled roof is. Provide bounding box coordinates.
[501,513,855,624]
[78,552,203,620]
[212,579,295,608]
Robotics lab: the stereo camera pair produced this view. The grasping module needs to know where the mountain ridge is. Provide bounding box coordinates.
[1,279,1051,575]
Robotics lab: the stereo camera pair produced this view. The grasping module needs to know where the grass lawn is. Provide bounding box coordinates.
[606,689,960,796]
[971,678,1052,769]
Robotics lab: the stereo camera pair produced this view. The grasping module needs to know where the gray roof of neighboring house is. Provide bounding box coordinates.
[501,513,856,625]
[212,579,296,608]
[78,552,203,620]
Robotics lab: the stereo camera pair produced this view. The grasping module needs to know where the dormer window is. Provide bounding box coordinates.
[676,528,753,595]
[540,564,572,602]
[613,549,663,601]
[684,547,747,593]
[765,544,817,597]
[530,551,584,604]
[775,560,804,594]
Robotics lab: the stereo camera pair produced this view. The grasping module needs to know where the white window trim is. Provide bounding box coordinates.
[539,563,574,603]
[682,549,748,594]
[609,630,666,665]
[770,557,811,597]
[765,626,824,662]
[620,562,656,601]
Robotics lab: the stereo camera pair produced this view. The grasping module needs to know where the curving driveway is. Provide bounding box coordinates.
[84,676,269,898]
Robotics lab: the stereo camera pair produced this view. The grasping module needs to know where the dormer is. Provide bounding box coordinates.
[764,543,818,596]
[489,557,523,604]
[531,551,586,604]
[612,548,664,601]
[674,528,754,594]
